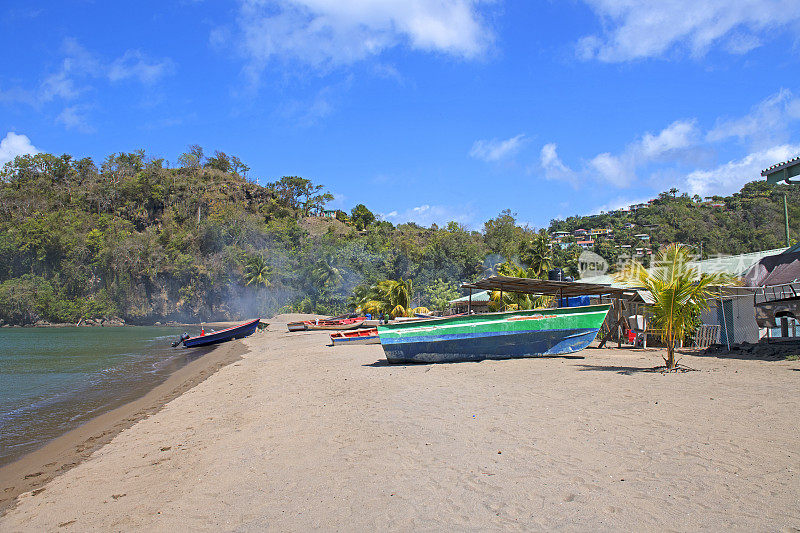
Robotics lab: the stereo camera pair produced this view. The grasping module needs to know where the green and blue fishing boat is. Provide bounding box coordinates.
[377,304,610,363]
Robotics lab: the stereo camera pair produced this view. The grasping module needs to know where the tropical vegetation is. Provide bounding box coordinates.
[0,146,795,326]
[615,244,737,370]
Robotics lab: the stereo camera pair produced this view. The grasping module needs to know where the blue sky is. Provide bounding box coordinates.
[1,1,799,229]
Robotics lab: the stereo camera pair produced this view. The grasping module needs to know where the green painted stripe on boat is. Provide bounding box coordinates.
[378,304,611,340]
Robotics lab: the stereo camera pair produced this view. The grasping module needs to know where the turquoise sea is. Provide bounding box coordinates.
[0,326,204,466]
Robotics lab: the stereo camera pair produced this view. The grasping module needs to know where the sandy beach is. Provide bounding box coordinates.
[1,314,798,531]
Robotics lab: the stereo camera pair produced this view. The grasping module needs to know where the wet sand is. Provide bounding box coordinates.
[0,334,247,514]
[1,314,798,530]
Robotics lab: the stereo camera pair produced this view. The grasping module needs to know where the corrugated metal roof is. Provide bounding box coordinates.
[449,290,491,303]
[585,247,787,286]
[761,156,800,175]
[461,276,640,299]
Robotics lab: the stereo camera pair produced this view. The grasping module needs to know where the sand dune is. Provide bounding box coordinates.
[2,315,798,531]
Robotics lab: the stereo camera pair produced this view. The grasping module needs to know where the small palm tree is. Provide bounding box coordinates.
[243,254,271,287]
[616,243,736,370]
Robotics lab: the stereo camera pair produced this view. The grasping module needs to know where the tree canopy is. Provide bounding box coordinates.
[0,144,794,326]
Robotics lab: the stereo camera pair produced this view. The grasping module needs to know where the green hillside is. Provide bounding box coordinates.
[0,148,796,325]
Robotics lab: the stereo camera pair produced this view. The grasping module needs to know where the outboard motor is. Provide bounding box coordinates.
[171,332,190,347]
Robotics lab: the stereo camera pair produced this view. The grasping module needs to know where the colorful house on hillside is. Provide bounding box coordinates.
[590,228,613,238]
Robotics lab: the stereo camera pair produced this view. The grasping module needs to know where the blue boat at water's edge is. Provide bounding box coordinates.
[181,319,261,348]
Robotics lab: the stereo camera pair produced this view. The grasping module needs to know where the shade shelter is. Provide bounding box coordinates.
[761,156,800,184]
[460,275,644,348]
[461,275,639,302]
[762,155,799,246]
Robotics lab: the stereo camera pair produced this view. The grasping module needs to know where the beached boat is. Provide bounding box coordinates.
[308,317,366,331]
[377,304,610,363]
[181,319,261,348]
[287,321,309,332]
[330,328,380,345]
[287,317,367,332]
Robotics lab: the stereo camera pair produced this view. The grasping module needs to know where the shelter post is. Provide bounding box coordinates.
[468,288,472,314]
[643,310,648,349]
[784,193,790,247]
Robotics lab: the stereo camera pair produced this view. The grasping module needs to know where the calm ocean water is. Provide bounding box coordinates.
[0,326,208,466]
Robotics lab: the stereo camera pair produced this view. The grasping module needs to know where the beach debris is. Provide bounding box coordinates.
[703,340,800,360]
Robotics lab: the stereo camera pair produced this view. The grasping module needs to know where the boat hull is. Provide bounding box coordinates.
[331,328,380,345]
[183,319,260,348]
[331,335,380,345]
[306,319,366,331]
[287,318,366,331]
[377,304,610,363]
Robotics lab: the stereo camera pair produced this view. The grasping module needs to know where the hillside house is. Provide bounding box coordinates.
[590,228,613,238]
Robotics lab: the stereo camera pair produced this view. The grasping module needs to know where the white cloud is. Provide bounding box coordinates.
[382,203,473,227]
[707,88,800,148]
[469,134,525,162]
[684,144,800,197]
[589,151,632,187]
[640,119,698,158]
[539,143,577,184]
[578,0,800,62]
[56,105,95,133]
[108,50,174,85]
[0,39,174,133]
[0,132,38,166]
[585,119,699,186]
[232,0,492,78]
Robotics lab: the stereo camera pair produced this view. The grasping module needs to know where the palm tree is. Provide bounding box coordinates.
[347,284,371,310]
[520,229,553,279]
[615,244,736,370]
[243,254,271,287]
[488,260,551,311]
[353,278,414,317]
[312,256,343,291]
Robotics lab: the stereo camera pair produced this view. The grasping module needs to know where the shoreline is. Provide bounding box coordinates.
[0,336,249,515]
[0,318,798,529]
[1,320,243,329]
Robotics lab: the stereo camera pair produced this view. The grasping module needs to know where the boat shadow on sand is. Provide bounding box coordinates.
[364,355,586,367]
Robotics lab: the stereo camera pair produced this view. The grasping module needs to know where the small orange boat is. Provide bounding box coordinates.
[330,328,380,345]
[287,317,367,332]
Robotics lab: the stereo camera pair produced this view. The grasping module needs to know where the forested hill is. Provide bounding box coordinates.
[547,182,799,263]
[0,148,797,325]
